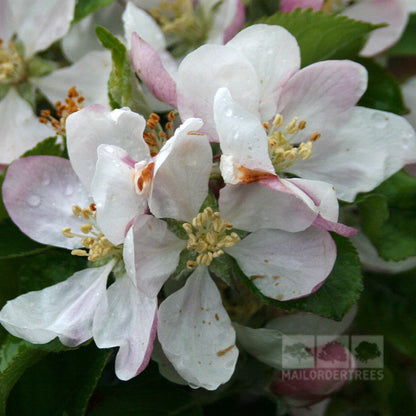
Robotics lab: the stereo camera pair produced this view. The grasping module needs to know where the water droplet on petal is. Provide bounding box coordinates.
[41,174,50,186]
[27,195,41,207]
[371,112,388,128]
[64,185,74,196]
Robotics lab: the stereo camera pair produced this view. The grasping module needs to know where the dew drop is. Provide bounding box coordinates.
[27,195,41,207]
[41,174,51,186]
[371,112,388,128]
[64,185,74,196]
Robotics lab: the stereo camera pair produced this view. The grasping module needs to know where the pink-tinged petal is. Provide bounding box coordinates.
[214,88,275,182]
[176,44,261,142]
[123,2,166,51]
[402,75,416,129]
[130,33,177,108]
[93,273,157,381]
[289,107,416,202]
[151,118,212,221]
[0,88,51,164]
[128,215,186,297]
[271,344,355,407]
[3,156,90,249]
[32,51,112,108]
[219,182,318,233]
[342,0,408,57]
[284,178,358,236]
[92,145,148,246]
[0,0,15,43]
[66,105,148,192]
[222,0,246,43]
[280,0,323,12]
[276,60,368,143]
[11,0,75,57]
[227,24,301,120]
[158,267,238,390]
[265,307,357,344]
[227,227,336,300]
[0,261,112,346]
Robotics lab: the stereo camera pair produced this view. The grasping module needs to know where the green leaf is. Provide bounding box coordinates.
[387,13,416,56]
[356,58,407,114]
[257,9,382,67]
[357,170,416,261]
[89,362,203,416]
[6,343,111,416]
[357,270,416,361]
[237,234,363,320]
[27,57,57,78]
[95,26,151,117]
[0,220,47,260]
[21,136,63,157]
[74,0,116,22]
[0,336,66,414]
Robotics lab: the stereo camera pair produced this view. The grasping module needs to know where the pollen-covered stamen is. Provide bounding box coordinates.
[0,39,27,84]
[266,113,320,173]
[62,204,119,262]
[134,161,155,197]
[39,86,85,137]
[143,111,176,156]
[183,207,240,269]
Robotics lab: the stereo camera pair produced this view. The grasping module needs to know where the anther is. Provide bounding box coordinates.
[71,249,88,257]
[80,224,93,233]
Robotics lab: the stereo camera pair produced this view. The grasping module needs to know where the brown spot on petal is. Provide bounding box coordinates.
[216,345,235,357]
[273,275,280,280]
[215,314,219,321]
[236,165,275,184]
[250,275,266,281]
[277,295,284,301]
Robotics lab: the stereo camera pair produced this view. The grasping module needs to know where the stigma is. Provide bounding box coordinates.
[62,204,121,262]
[183,207,240,269]
[266,114,320,173]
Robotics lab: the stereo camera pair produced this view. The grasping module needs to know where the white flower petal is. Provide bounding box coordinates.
[289,107,416,201]
[93,273,157,380]
[0,88,51,164]
[123,2,166,51]
[158,267,238,390]
[176,44,261,141]
[227,227,336,300]
[151,118,211,221]
[219,182,317,233]
[227,24,301,120]
[33,51,112,108]
[402,75,416,128]
[214,87,275,179]
[0,0,15,43]
[3,156,90,249]
[129,215,186,297]
[66,105,148,193]
[92,145,147,246]
[0,261,113,346]
[276,60,368,143]
[342,0,408,57]
[12,0,75,57]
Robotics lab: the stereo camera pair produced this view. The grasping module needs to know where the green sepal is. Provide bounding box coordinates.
[27,57,57,78]
[74,0,116,22]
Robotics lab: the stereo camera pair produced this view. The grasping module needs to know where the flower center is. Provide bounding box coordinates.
[62,204,121,262]
[265,114,320,173]
[183,207,240,269]
[0,39,27,84]
[39,86,85,137]
[143,111,176,156]
[150,0,211,57]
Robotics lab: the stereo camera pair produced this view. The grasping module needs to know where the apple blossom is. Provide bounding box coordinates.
[280,0,410,57]
[133,24,416,202]
[0,0,111,165]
